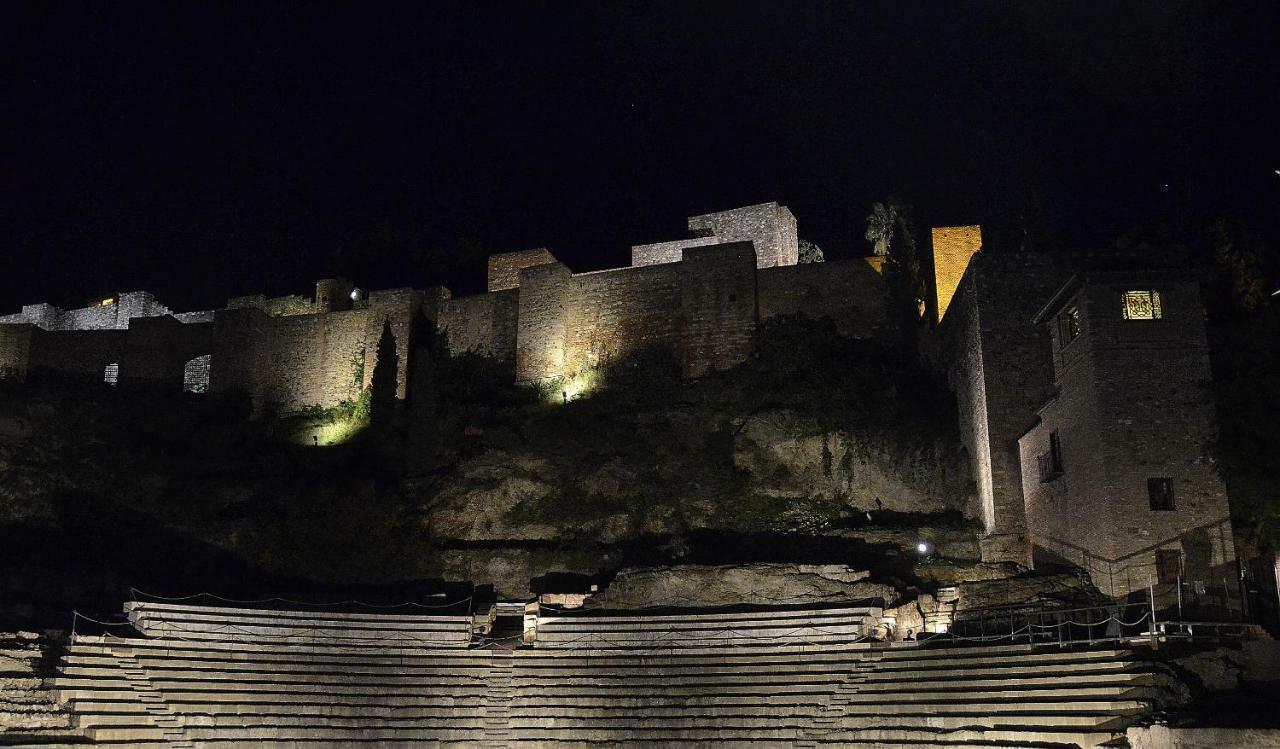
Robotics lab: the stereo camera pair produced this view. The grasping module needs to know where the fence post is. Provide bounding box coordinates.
[1149,584,1158,650]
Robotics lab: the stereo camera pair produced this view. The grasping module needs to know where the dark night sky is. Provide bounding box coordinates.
[5,1,1278,311]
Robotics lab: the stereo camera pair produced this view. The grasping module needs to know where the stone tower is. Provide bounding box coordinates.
[1018,271,1235,597]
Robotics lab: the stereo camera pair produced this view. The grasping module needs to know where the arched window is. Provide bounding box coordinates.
[103,362,119,386]
[183,354,211,393]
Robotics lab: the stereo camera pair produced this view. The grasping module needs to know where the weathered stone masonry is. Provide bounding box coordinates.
[0,202,888,409]
[439,202,888,382]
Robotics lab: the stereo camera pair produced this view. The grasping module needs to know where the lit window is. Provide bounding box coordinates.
[1122,290,1162,320]
[1058,305,1081,345]
[1148,477,1175,511]
[103,363,119,386]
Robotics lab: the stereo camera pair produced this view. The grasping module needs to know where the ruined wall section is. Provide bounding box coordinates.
[0,291,173,332]
[757,258,889,338]
[515,262,572,382]
[488,249,557,292]
[687,203,798,269]
[564,264,683,375]
[630,237,721,267]
[680,242,758,377]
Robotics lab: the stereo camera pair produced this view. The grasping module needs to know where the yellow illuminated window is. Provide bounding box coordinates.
[1122,290,1162,320]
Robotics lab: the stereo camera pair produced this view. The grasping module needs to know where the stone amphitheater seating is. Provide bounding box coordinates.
[124,600,473,647]
[531,601,881,648]
[44,599,1158,747]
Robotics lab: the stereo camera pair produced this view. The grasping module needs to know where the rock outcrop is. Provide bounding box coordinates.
[589,563,898,608]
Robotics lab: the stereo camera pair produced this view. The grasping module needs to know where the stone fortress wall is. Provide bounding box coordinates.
[439,202,888,382]
[0,201,889,409]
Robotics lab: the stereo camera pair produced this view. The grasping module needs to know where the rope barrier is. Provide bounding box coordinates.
[129,586,471,610]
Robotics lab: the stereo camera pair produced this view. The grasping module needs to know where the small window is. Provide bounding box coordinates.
[1038,430,1064,483]
[1058,305,1081,345]
[1155,549,1182,584]
[103,362,119,386]
[1122,290,1163,320]
[728,293,737,303]
[1148,477,1175,511]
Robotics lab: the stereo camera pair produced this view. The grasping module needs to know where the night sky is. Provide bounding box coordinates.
[6,1,1278,311]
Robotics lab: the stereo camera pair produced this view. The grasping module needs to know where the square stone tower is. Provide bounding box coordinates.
[1019,271,1235,597]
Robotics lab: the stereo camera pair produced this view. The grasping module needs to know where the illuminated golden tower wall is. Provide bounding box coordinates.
[931,225,983,323]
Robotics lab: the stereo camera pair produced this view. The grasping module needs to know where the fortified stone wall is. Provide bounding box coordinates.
[564,263,684,375]
[515,262,573,382]
[488,249,557,292]
[757,259,888,337]
[630,237,721,267]
[0,291,172,331]
[0,325,34,380]
[687,202,798,268]
[679,242,758,378]
[227,294,314,317]
[437,289,519,357]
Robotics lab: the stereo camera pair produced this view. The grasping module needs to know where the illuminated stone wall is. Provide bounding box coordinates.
[565,264,684,375]
[1019,273,1235,596]
[930,225,983,323]
[630,237,721,267]
[0,291,172,331]
[437,289,519,357]
[757,259,889,337]
[488,248,557,292]
[687,202,799,268]
[515,261,573,382]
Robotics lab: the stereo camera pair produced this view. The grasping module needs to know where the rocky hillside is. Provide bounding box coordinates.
[0,317,981,610]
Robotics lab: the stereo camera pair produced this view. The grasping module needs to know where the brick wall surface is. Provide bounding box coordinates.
[488,249,557,292]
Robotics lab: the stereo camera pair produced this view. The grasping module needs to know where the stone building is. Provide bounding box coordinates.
[1018,271,1235,596]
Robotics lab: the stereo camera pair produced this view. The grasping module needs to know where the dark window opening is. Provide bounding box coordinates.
[1148,477,1175,511]
[103,362,119,386]
[1038,430,1064,483]
[1058,305,1081,345]
[728,293,737,302]
[1155,549,1182,584]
